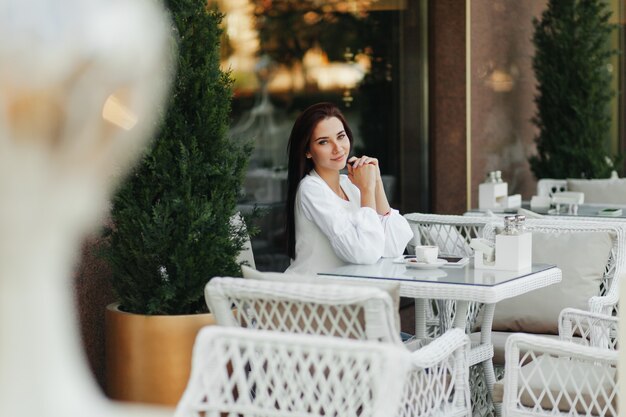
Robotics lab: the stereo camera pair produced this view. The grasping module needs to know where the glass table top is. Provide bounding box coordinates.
[468,203,626,219]
[318,258,556,287]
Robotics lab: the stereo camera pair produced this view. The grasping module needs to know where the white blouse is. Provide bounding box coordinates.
[285,170,413,275]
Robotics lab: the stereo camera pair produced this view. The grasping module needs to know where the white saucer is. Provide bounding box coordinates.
[405,259,447,269]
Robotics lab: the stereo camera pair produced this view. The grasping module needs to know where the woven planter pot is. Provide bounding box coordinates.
[105,303,215,406]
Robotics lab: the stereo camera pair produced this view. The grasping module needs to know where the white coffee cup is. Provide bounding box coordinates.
[414,245,439,264]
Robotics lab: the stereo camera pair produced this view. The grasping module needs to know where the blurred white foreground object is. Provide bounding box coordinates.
[0,0,173,416]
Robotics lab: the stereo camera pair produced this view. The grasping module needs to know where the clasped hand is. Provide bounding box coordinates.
[347,155,379,191]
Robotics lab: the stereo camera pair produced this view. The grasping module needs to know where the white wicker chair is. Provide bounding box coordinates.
[536,179,568,197]
[482,219,626,317]
[175,326,411,417]
[479,219,624,417]
[205,277,472,417]
[206,277,402,343]
[497,309,618,417]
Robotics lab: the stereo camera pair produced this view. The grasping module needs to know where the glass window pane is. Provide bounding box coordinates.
[215,0,424,271]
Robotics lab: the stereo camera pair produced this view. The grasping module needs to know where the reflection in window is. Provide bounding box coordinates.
[214,0,407,271]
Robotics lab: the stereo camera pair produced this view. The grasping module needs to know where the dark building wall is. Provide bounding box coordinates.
[429,0,468,214]
[470,0,546,203]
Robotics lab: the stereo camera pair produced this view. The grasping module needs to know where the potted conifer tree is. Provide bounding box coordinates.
[529,0,619,179]
[103,0,250,406]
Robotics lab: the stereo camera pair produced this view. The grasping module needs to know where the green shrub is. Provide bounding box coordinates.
[529,0,619,179]
[104,0,251,315]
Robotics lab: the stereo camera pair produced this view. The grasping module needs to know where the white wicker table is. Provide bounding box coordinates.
[319,259,562,417]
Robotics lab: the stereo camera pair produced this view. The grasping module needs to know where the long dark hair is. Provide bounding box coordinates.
[285,102,354,260]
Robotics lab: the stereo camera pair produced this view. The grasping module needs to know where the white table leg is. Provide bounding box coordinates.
[480,303,500,417]
[453,301,469,329]
[414,299,427,339]
[455,301,501,417]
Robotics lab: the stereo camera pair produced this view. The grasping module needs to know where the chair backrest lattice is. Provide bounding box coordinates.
[205,277,402,344]
[404,213,492,257]
[504,334,618,417]
[559,308,619,351]
[175,327,410,417]
[399,349,461,417]
[233,299,367,340]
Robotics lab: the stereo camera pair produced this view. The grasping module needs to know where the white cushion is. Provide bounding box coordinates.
[491,230,613,334]
[567,178,626,204]
[241,266,401,331]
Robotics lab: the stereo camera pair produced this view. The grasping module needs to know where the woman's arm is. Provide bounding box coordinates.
[347,156,413,257]
[380,211,413,257]
[374,176,391,216]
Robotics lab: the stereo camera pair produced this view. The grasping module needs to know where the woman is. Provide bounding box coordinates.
[285,102,413,275]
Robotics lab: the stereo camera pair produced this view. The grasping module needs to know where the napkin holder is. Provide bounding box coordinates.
[479,181,521,210]
[478,182,508,210]
[474,232,532,271]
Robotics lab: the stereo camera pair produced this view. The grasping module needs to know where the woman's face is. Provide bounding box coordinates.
[306,116,350,174]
